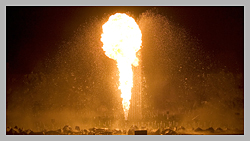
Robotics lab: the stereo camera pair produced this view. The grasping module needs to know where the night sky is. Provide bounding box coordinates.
[6,6,244,130]
[7,6,243,74]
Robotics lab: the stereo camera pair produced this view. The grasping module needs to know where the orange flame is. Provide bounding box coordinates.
[101,13,142,120]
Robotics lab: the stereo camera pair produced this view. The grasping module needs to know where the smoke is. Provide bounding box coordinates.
[138,8,243,129]
[6,15,123,130]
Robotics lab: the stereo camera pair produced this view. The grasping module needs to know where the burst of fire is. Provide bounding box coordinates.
[101,13,142,120]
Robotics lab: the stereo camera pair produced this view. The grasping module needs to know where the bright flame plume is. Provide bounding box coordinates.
[101,13,142,120]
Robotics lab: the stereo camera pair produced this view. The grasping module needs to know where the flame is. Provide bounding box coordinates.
[101,13,142,120]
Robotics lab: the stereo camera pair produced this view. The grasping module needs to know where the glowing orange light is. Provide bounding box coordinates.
[101,13,142,120]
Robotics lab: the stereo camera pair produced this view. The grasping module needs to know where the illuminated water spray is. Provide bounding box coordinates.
[101,13,142,120]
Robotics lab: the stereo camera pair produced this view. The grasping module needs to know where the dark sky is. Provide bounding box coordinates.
[6,6,150,74]
[7,6,244,74]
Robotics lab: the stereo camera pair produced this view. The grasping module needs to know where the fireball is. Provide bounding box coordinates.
[101,13,142,120]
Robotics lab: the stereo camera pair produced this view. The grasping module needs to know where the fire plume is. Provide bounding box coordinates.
[101,13,142,120]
